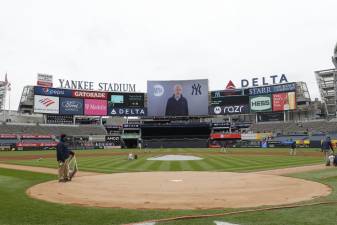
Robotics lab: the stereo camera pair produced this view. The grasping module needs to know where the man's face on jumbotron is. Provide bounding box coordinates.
[174,84,183,98]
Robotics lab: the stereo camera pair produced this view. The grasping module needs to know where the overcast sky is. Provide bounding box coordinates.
[1,0,337,109]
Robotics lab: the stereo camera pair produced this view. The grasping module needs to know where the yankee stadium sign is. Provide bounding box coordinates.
[58,79,136,92]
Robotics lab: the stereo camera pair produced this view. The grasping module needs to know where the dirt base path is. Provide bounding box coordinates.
[0,163,98,177]
[253,164,328,175]
[26,171,331,210]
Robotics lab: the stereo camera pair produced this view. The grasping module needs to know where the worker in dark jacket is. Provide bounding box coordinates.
[289,139,297,156]
[165,84,189,116]
[56,134,74,182]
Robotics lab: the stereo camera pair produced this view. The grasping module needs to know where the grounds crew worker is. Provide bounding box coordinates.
[289,139,297,156]
[56,134,74,182]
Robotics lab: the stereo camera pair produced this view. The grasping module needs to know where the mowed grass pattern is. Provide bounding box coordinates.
[2,148,323,173]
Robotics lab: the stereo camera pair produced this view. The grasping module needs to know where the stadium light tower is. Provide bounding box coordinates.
[315,42,337,118]
[333,42,337,68]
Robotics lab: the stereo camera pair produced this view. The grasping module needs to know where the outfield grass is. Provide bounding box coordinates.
[0,148,325,173]
[0,148,336,225]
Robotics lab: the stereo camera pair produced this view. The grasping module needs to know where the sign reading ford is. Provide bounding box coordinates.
[249,95,272,112]
[59,97,84,115]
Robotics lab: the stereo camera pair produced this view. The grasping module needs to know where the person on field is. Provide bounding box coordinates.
[56,134,74,182]
[289,139,297,156]
[321,136,334,165]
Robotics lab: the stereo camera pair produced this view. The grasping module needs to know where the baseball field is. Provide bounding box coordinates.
[1,148,337,225]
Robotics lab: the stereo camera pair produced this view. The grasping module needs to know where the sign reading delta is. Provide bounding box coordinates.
[240,74,288,88]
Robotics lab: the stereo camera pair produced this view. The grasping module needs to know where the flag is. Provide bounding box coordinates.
[4,73,8,84]
[4,73,11,91]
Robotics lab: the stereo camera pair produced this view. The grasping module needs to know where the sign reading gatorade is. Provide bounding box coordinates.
[249,95,272,112]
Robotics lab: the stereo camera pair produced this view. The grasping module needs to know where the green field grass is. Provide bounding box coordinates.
[0,148,336,225]
[0,148,325,173]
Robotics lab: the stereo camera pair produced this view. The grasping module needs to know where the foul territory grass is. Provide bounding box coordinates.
[0,148,325,173]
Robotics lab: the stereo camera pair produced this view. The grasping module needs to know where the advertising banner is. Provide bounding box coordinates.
[0,134,17,139]
[34,95,59,114]
[210,94,248,106]
[59,97,84,115]
[105,135,121,145]
[37,74,53,87]
[257,112,284,122]
[272,92,296,111]
[211,122,231,128]
[249,95,272,112]
[46,115,74,124]
[108,92,145,108]
[123,124,141,129]
[147,79,209,116]
[16,142,58,147]
[210,133,241,139]
[210,95,249,115]
[21,135,53,139]
[73,90,108,99]
[34,86,72,97]
[209,105,249,115]
[247,82,296,96]
[84,99,107,116]
[256,133,272,140]
[108,105,147,116]
[211,89,243,99]
[241,133,258,140]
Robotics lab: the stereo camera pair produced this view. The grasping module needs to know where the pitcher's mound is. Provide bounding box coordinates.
[27,172,330,210]
[147,155,203,161]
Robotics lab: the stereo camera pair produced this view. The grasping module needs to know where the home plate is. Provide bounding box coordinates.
[214,221,240,225]
[170,179,183,182]
[133,222,156,225]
